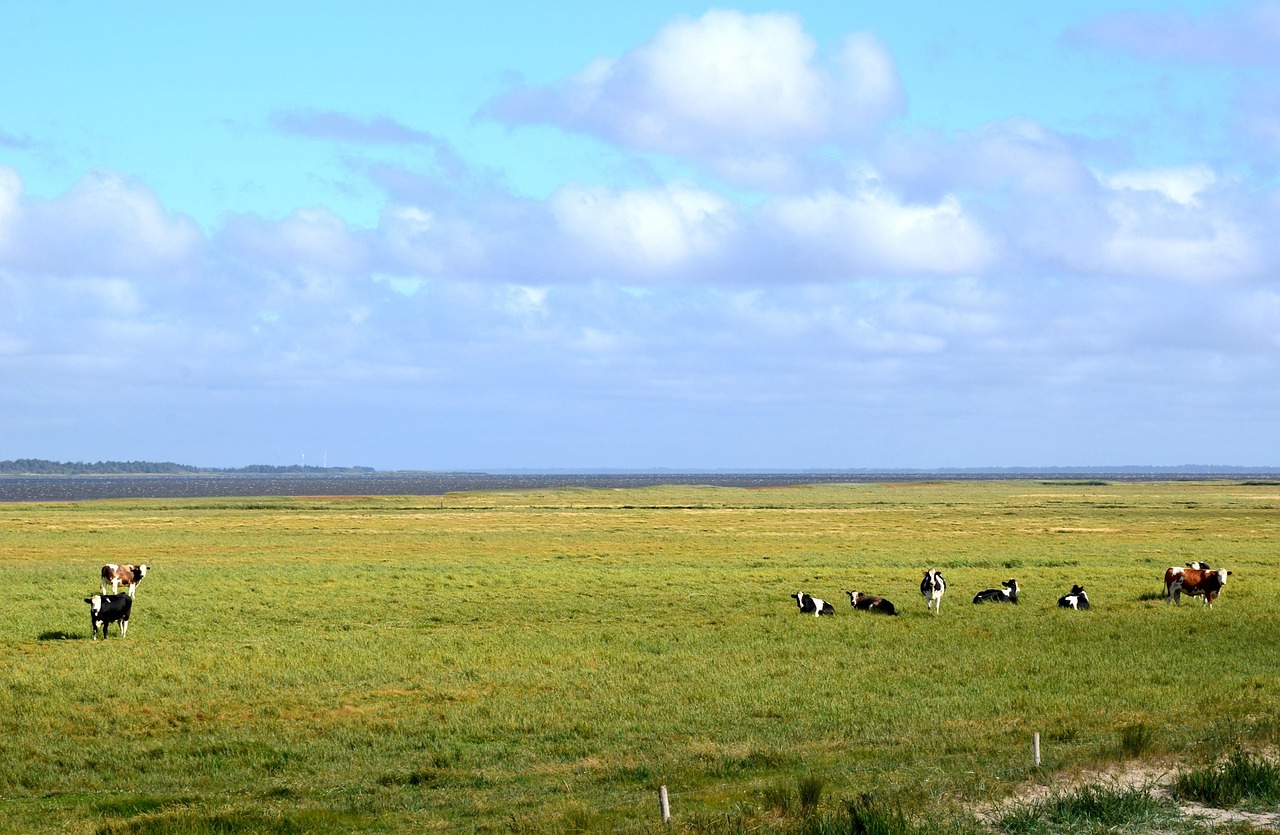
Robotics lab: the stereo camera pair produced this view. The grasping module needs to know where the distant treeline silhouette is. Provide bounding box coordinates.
[0,459,376,475]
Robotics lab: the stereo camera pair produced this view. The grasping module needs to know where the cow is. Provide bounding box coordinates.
[845,590,897,615]
[84,593,132,640]
[1164,566,1231,607]
[920,569,946,614]
[1057,584,1090,610]
[973,579,1019,605]
[101,563,149,597]
[1186,561,1211,570]
[791,592,835,617]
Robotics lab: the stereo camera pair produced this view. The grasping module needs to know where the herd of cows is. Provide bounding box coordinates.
[791,562,1233,618]
[77,558,1233,638]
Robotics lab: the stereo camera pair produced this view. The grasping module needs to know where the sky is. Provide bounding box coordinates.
[3,1,1280,471]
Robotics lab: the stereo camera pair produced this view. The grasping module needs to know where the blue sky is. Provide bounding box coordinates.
[3,1,1280,470]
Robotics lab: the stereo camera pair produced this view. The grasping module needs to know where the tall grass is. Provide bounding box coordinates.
[1173,750,1280,808]
[995,783,1175,833]
[0,481,1277,832]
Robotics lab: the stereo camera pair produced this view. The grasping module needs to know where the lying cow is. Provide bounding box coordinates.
[1164,565,1232,607]
[973,579,1019,605]
[920,569,946,614]
[846,590,897,615]
[791,591,835,617]
[84,593,132,640]
[101,563,149,597]
[1057,584,1090,610]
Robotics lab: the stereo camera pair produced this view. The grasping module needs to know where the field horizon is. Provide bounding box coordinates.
[1,480,1277,833]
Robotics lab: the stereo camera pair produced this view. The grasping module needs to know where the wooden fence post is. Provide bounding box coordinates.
[1033,732,1041,767]
[659,785,670,825]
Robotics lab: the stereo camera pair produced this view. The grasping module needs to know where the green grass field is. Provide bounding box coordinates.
[1,480,1277,833]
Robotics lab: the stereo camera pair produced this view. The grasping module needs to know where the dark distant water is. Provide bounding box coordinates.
[0,472,873,502]
[1,470,1275,502]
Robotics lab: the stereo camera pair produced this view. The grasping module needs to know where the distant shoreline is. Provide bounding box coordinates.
[2,469,1279,503]
[3,458,1279,478]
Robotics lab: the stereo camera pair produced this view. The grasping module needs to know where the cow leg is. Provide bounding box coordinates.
[119,619,129,638]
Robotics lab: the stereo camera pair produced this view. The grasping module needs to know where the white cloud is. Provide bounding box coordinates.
[551,182,737,276]
[0,168,202,278]
[1104,164,1217,205]
[764,181,996,276]
[484,10,904,162]
[220,207,367,281]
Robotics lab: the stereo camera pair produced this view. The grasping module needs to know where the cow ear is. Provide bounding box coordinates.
[83,598,91,604]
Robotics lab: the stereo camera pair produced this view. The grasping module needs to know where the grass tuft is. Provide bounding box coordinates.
[1118,722,1156,757]
[842,793,914,835]
[798,775,825,814]
[1173,750,1280,808]
[995,783,1171,834]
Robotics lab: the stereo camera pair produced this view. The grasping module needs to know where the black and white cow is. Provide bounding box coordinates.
[84,593,132,640]
[1057,584,1090,610]
[920,569,946,614]
[1186,561,1211,571]
[791,591,835,617]
[846,590,898,615]
[101,563,149,597]
[972,579,1019,605]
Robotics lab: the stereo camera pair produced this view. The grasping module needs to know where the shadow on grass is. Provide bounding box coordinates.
[38,630,85,641]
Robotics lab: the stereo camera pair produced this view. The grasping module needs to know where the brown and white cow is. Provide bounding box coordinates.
[846,590,898,615]
[101,564,149,597]
[1164,565,1231,607]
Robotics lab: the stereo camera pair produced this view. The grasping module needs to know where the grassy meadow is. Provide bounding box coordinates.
[0,480,1278,833]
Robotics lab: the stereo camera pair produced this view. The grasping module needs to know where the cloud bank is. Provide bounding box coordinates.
[4,8,1280,468]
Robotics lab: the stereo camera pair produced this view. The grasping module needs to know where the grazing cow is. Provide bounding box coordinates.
[1057,584,1090,610]
[920,569,946,614]
[791,591,835,617]
[1186,561,1211,570]
[84,593,132,640]
[845,590,898,616]
[101,563,149,597]
[1164,566,1232,607]
[973,579,1020,605]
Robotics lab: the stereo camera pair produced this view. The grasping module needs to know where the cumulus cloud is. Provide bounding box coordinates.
[0,167,202,278]
[483,10,905,169]
[761,179,996,277]
[550,182,737,278]
[220,207,368,282]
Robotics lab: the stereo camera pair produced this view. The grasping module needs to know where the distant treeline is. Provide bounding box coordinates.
[0,459,376,475]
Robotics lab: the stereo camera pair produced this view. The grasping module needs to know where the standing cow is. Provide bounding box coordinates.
[1164,566,1231,607]
[920,569,946,614]
[101,564,149,597]
[84,593,132,640]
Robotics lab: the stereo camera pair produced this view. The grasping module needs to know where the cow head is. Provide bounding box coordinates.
[84,595,102,616]
[1003,579,1019,593]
